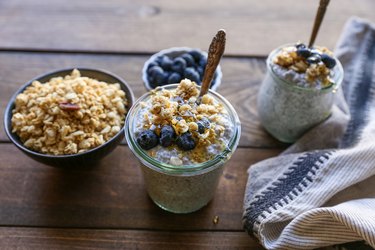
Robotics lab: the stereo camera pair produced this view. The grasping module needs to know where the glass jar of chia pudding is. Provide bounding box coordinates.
[257,43,344,143]
[125,81,241,213]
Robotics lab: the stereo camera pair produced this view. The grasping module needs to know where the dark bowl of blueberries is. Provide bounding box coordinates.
[142,47,222,91]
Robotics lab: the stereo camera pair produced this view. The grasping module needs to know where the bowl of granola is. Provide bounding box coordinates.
[4,68,134,168]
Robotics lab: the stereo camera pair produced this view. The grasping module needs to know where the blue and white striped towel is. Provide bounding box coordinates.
[243,17,375,250]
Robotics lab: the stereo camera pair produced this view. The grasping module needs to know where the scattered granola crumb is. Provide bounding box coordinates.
[213,215,219,224]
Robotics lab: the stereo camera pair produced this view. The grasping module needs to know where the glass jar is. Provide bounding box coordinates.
[257,45,344,143]
[125,84,241,213]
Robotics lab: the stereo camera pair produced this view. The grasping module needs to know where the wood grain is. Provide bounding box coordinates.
[0,227,264,249]
[0,143,282,230]
[0,0,373,55]
[0,51,284,148]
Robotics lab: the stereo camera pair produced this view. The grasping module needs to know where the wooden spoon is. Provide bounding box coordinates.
[198,29,226,100]
[308,0,330,48]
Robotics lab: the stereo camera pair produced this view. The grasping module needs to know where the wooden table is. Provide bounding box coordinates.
[0,1,373,249]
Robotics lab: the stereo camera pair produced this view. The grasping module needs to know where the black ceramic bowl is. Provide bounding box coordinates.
[4,68,134,168]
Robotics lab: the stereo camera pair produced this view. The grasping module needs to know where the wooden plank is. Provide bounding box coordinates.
[0,0,373,55]
[0,51,284,147]
[0,143,282,230]
[0,227,264,249]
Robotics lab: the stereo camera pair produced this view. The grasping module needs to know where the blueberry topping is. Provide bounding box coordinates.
[183,67,200,83]
[296,43,306,49]
[160,125,176,147]
[167,72,182,84]
[197,122,205,133]
[306,54,322,64]
[176,132,196,151]
[310,49,321,55]
[171,57,187,73]
[321,54,336,69]
[181,53,195,67]
[137,130,159,150]
[160,55,173,70]
[296,48,311,58]
[197,117,210,133]
[189,50,203,61]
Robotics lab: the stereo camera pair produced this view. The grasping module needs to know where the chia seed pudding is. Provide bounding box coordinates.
[257,43,343,143]
[125,79,241,213]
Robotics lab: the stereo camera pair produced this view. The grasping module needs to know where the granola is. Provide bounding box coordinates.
[272,43,336,88]
[135,79,233,164]
[11,69,128,155]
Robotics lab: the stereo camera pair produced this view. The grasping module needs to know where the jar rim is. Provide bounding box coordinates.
[267,43,344,93]
[125,84,241,175]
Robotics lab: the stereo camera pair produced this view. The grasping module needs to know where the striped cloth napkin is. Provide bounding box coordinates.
[243,17,375,250]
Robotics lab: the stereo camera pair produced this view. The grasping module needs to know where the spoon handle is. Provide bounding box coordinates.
[308,0,330,48]
[199,29,226,98]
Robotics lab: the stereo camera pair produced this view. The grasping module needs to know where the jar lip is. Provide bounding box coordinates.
[125,83,241,173]
[267,43,344,93]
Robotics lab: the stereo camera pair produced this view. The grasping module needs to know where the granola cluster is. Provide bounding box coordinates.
[11,69,128,155]
[273,43,336,88]
[138,79,229,164]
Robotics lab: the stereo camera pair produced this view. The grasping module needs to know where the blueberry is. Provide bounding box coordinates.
[148,66,167,87]
[148,75,157,88]
[197,66,204,78]
[148,61,159,69]
[296,48,311,58]
[156,73,168,85]
[296,43,306,49]
[176,132,196,151]
[310,49,321,55]
[148,65,164,78]
[137,130,159,150]
[321,54,336,69]
[199,57,207,67]
[306,54,322,64]
[200,117,210,128]
[154,56,163,64]
[189,50,203,61]
[181,53,195,67]
[184,67,200,83]
[160,125,176,147]
[197,117,210,133]
[167,72,182,84]
[171,57,187,73]
[197,122,205,133]
[160,55,173,70]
